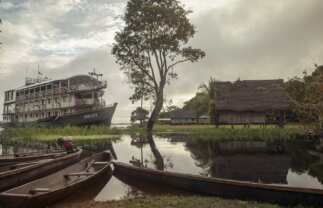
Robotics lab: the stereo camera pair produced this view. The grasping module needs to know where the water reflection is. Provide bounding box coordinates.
[112,134,323,189]
[185,140,291,183]
[1,134,323,203]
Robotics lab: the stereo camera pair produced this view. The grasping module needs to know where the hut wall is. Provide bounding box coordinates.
[198,118,210,124]
[171,118,197,124]
[217,111,266,124]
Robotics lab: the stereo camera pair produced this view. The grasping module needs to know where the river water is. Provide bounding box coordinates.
[1,134,323,204]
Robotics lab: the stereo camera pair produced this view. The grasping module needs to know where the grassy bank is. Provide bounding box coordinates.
[51,196,282,208]
[0,124,309,141]
[0,126,121,141]
[127,124,308,140]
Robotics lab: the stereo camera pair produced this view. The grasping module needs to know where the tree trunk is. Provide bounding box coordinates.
[147,87,164,132]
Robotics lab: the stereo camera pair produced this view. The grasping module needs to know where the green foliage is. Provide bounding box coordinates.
[183,92,208,116]
[131,107,149,123]
[285,66,323,129]
[112,0,205,130]
[183,77,217,121]
[159,111,170,118]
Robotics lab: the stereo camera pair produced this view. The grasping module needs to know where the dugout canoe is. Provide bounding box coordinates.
[113,162,323,207]
[0,150,66,167]
[0,150,113,208]
[0,149,82,192]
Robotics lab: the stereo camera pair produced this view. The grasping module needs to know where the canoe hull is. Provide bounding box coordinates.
[113,162,323,207]
[0,150,82,192]
[0,150,65,167]
[0,151,112,208]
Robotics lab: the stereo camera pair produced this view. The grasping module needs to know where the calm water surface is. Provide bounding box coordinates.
[1,134,323,204]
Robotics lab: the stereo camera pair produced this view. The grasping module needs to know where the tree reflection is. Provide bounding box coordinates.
[147,133,164,170]
[185,139,218,177]
[129,134,148,167]
[129,133,176,171]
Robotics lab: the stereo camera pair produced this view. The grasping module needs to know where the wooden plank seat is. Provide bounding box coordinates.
[84,160,95,172]
[93,162,109,165]
[29,188,51,194]
[64,172,94,178]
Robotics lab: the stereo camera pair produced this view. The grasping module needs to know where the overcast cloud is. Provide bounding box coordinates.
[0,0,322,123]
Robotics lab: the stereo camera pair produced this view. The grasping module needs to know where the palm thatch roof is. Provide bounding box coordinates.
[169,109,197,119]
[215,79,289,112]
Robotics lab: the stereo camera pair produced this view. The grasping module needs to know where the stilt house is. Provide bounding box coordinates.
[169,109,198,124]
[214,79,290,126]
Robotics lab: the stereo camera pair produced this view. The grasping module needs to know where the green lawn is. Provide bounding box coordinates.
[51,196,283,208]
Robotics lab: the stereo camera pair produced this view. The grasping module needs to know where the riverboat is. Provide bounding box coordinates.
[2,69,117,127]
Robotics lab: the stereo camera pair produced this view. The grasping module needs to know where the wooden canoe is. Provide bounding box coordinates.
[0,150,66,167]
[0,151,113,208]
[113,162,323,207]
[0,149,82,192]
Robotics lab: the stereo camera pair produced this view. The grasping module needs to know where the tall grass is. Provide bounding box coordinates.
[0,124,309,141]
[126,124,308,140]
[1,125,121,140]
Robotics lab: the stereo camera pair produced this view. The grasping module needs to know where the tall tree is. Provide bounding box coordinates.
[112,0,205,131]
[199,77,217,123]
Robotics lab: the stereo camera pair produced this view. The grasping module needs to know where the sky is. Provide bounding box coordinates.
[0,0,322,123]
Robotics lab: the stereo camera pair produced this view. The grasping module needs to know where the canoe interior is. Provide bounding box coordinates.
[0,151,112,208]
[0,149,82,193]
[113,162,323,207]
[4,151,112,195]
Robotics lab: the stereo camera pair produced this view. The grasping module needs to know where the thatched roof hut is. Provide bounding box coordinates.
[214,79,289,125]
[169,109,198,124]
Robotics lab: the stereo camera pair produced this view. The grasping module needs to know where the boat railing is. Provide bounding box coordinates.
[46,89,53,95]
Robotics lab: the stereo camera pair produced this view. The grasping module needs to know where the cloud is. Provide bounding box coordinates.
[1,0,323,123]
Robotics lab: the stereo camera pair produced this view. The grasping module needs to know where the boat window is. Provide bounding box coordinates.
[41,86,46,91]
[35,87,40,92]
[25,90,29,94]
[75,93,81,99]
[61,81,68,87]
[30,89,34,93]
[47,85,52,90]
[53,82,59,89]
